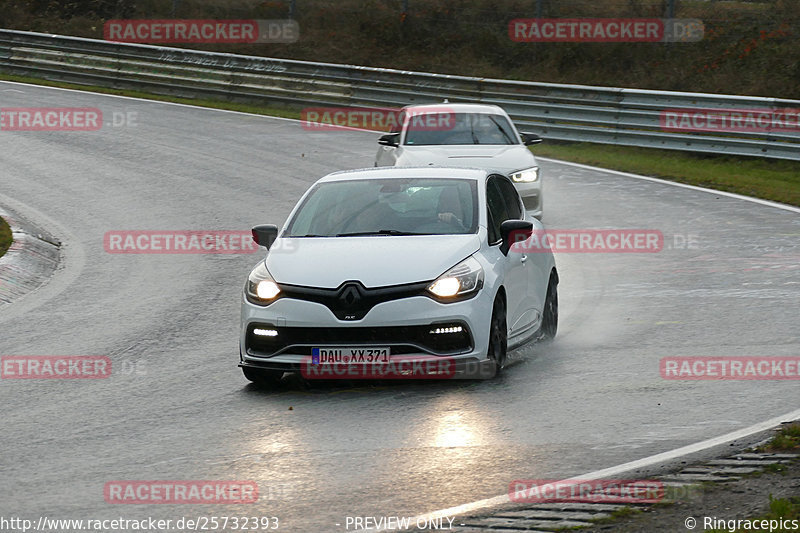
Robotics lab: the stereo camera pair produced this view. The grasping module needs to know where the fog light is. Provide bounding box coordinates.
[430,326,464,334]
[253,328,278,337]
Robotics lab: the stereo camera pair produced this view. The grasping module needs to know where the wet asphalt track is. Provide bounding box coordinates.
[0,82,798,532]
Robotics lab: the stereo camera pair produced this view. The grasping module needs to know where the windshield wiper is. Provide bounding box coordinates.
[292,233,329,237]
[336,230,426,237]
[470,116,480,144]
[488,115,515,144]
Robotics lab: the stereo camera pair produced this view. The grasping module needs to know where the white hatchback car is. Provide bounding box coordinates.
[374,103,544,219]
[239,167,558,387]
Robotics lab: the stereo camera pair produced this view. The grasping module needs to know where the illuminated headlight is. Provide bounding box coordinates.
[245,261,281,305]
[511,167,539,183]
[253,328,278,337]
[427,256,483,300]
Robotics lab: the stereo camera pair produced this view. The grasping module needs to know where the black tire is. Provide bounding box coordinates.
[242,367,283,388]
[487,295,508,376]
[540,273,558,340]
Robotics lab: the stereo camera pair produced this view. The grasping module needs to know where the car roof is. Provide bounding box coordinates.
[319,166,492,183]
[401,103,507,115]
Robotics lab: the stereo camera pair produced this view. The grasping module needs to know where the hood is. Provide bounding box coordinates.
[396,145,536,174]
[266,234,480,288]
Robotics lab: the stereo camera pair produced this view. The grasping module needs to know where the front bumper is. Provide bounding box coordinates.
[239,356,496,379]
[240,290,495,378]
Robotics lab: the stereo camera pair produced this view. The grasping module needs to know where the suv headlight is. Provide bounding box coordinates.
[511,167,539,183]
[427,256,484,300]
[245,261,281,305]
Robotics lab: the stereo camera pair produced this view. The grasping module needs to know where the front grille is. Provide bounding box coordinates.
[246,323,473,357]
[278,280,431,321]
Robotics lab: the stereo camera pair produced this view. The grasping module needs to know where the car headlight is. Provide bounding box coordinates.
[427,256,484,300]
[510,167,539,183]
[245,261,281,305]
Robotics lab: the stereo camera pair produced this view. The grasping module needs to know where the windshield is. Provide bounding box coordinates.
[285,178,478,237]
[404,112,518,146]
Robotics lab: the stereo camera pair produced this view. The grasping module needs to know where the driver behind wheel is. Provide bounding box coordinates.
[437,186,464,226]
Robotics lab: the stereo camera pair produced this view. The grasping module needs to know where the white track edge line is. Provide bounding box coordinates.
[0,192,86,322]
[0,79,382,130]
[362,407,800,532]
[4,80,799,214]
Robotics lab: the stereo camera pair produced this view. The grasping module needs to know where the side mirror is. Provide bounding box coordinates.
[500,219,533,256]
[378,133,400,147]
[252,224,279,249]
[520,132,542,146]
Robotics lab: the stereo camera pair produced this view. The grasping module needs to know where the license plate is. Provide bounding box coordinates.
[311,347,390,364]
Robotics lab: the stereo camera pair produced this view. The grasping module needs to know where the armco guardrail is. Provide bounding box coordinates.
[2,28,800,160]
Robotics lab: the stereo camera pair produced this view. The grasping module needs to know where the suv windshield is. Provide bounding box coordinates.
[404,112,517,146]
[285,178,478,237]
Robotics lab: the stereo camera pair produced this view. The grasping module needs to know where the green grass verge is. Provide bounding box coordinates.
[534,142,800,207]
[758,423,800,452]
[3,72,799,208]
[0,215,12,259]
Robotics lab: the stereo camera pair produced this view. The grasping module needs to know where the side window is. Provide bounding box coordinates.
[486,177,508,244]
[496,177,523,220]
